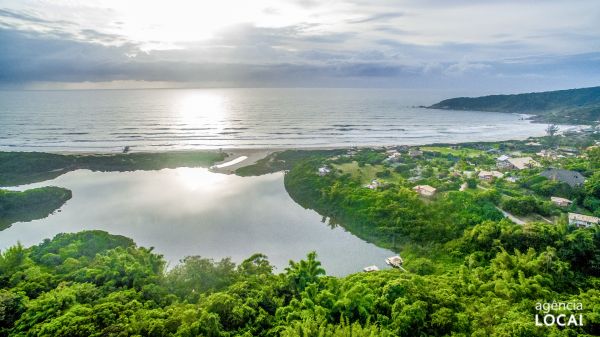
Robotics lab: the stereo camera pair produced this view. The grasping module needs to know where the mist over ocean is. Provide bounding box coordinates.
[0,88,558,152]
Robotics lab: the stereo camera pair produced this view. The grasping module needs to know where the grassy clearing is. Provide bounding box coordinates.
[421,146,485,157]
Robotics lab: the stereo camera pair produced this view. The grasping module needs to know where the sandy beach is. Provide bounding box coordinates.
[209,149,274,174]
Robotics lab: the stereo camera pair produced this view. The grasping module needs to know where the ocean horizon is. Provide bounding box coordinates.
[0,88,570,152]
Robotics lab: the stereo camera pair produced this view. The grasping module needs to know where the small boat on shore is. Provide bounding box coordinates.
[363,265,380,272]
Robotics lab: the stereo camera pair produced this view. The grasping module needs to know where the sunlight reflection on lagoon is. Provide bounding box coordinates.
[175,167,228,191]
[0,168,395,275]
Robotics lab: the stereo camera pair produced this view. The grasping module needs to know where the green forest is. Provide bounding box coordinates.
[0,187,72,231]
[2,135,600,336]
[1,227,598,337]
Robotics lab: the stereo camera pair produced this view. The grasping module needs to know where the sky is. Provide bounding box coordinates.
[0,0,599,92]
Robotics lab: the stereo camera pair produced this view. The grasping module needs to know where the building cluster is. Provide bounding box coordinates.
[318,143,598,230]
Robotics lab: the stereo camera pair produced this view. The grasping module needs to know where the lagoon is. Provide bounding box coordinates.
[0,168,395,275]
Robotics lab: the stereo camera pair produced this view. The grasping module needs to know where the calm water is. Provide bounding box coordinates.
[0,169,395,275]
[0,88,558,152]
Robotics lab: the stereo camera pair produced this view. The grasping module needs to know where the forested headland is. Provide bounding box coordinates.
[429,86,600,124]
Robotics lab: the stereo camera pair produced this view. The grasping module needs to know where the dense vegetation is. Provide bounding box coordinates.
[429,86,600,124]
[2,132,600,335]
[0,151,226,186]
[0,229,598,336]
[0,187,72,230]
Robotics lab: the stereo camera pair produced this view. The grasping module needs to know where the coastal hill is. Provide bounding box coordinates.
[429,86,600,124]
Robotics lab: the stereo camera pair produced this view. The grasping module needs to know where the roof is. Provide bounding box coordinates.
[497,155,510,161]
[551,196,572,203]
[507,157,539,170]
[386,256,403,265]
[413,185,436,193]
[569,213,600,223]
[540,169,586,187]
[478,170,503,178]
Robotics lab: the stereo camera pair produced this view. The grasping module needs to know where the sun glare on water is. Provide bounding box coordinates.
[176,91,228,135]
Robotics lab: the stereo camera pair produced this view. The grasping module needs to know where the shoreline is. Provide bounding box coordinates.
[0,117,589,157]
[0,127,593,177]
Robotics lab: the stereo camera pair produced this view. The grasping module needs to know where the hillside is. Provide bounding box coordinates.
[429,86,600,124]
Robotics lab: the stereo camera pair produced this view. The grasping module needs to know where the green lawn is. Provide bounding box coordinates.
[421,146,486,157]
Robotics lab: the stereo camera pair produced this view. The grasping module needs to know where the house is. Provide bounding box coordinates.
[363,265,379,272]
[463,171,475,178]
[507,157,540,170]
[459,182,469,191]
[478,170,504,181]
[540,169,586,187]
[408,149,423,158]
[318,167,331,176]
[386,152,402,162]
[551,196,573,207]
[413,185,436,196]
[365,179,383,190]
[505,176,519,183]
[496,155,512,169]
[385,255,404,268]
[568,213,600,228]
[536,149,559,159]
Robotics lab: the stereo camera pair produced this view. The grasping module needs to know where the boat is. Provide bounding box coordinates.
[363,265,380,272]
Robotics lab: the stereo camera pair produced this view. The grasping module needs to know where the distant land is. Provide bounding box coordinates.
[429,86,600,124]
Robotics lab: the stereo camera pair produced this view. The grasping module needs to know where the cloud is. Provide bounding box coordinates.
[0,8,71,25]
[348,12,405,24]
[0,0,599,90]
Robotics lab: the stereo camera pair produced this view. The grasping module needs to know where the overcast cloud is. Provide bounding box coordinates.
[1,0,599,91]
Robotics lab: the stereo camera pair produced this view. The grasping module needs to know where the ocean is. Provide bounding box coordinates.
[0,88,558,152]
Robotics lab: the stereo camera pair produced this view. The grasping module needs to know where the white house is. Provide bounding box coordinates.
[366,179,383,190]
[551,196,572,207]
[386,152,402,162]
[568,213,600,228]
[318,167,331,176]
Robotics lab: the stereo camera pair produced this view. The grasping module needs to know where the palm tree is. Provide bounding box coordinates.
[285,251,326,292]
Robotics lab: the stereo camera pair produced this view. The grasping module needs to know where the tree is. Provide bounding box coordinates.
[285,252,325,293]
[545,124,559,137]
[584,171,600,199]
